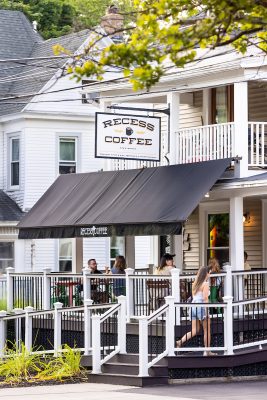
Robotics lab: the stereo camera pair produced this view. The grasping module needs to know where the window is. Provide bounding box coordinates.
[0,242,14,273]
[10,137,20,186]
[59,239,73,272]
[110,237,125,269]
[211,85,234,124]
[59,138,76,174]
[207,213,229,267]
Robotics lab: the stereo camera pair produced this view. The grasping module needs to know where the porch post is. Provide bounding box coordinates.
[24,306,34,352]
[125,268,134,322]
[6,267,15,312]
[83,266,91,301]
[230,197,244,301]
[91,314,102,374]
[165,296,175,356]
[84,299,93,355]
[53,302,63,356]
[223,296,234,355]
[43,267,52,310]
[230,197,244,271]
[171,269,180,325]
[0,311,7,358]
[234,82,248,178]
[117,295,127,354]
[138,316,149,377]
[167,92,180,164]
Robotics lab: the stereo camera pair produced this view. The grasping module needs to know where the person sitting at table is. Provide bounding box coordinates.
[88,258,109,303]
[110,255,126,297]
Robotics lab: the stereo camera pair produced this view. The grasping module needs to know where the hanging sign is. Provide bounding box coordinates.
[95,112,161,161]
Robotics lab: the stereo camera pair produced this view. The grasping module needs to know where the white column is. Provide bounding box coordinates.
[43,267,52,310]
[223,296,234,355]
[171,269,180,325]
[230,197,244,270]
[6,267,15,312]
[234,82,248,178]
[167,92,180,164]
[53,302,63,356]
[83,266,91,301]
[125,268,134,322]
[24,306,34,352]
[165,296,175,356]
[91,314,102,374]
[138,316,149,377]
[0,311,7,358]
[202,89,211,125]
[84,299,93,355]
[117,295,127,354]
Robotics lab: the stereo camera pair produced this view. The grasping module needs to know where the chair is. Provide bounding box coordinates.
[146,279,170,313]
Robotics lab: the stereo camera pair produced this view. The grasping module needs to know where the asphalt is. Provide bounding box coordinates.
[0,380,267,400]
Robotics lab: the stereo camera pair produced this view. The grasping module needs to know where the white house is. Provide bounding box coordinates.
[81,43,267,272]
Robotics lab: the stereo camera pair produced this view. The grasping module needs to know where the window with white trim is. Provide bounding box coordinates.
[58,238,73,272]
[10,137,20,187]
[59,137,76,174]
[0,242,14,273]
[207,213,229,267]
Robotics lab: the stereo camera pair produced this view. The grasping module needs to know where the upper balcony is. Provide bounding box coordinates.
[176,121,267,168]
[109,121,267,171]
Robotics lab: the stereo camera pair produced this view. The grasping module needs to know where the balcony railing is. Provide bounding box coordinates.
[248,122,267,167]
[177,122,235,164]
[177,121,267,168]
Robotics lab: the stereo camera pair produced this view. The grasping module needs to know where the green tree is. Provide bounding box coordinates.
[67,0,267,90]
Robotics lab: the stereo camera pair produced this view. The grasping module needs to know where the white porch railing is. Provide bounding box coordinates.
[176,122,235,164]
[248,122,267,167]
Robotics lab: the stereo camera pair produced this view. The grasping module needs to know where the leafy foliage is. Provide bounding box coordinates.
[0,0,133,39]
[69,0,267,90]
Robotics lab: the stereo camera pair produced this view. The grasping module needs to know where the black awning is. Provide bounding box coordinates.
[18,159,231,239]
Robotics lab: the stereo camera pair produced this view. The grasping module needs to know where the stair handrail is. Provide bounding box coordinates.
[91,295,127,374]
[138,296,175,377]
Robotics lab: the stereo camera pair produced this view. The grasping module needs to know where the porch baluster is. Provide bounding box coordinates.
[43,267,52,310]
[24,306,34,352]
[0,311,7,358]
[6,267,15,312]
[125,268,134,322]
[84,299,93,355]
[53,302,63,356]
[223,296,234,355]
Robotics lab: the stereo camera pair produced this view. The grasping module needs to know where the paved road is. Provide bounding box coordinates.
[0,380,267,400]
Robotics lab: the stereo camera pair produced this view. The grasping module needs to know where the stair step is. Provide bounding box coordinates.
[87,373,168,387]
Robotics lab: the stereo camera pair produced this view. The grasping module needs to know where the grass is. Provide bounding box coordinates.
[0,342,85,385]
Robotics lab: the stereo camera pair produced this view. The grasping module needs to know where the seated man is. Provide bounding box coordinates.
[88,259,109,303]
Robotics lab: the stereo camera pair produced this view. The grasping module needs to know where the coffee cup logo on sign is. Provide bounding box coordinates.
[126,127,133,136]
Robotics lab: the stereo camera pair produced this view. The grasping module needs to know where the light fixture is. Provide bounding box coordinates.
[243,212,250,224]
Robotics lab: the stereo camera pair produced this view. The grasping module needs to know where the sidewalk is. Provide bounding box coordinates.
[0,380,267,400]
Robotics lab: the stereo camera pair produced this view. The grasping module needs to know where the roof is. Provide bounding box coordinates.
[18,159,231,239]
[0,10,91,116]
[0,190,24,221]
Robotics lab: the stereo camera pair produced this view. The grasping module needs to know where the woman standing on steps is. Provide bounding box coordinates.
[176,266,216,356]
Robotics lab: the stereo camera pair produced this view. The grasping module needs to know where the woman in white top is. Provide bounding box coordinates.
[155,254,175,275]
[176,266,216,356]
